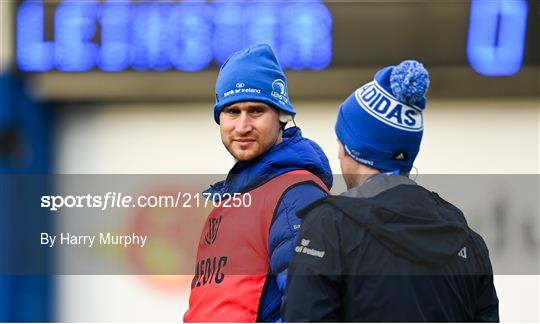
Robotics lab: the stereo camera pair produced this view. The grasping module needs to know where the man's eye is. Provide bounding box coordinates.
[226,109,240,115]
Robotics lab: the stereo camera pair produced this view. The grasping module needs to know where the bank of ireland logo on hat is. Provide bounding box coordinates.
[335,60,429,173]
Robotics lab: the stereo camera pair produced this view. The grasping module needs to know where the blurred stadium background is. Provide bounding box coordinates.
[0,0,538,322]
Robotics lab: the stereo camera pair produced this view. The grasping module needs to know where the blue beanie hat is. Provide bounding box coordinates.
[213,44,296,124]
[335,60,430,174]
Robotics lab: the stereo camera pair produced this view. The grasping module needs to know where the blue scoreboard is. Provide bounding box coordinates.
[17,0,333,72]
[15,0,534,77]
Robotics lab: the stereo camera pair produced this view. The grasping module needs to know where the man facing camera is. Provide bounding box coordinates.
[183,44,332,322]
[283,60,499,322]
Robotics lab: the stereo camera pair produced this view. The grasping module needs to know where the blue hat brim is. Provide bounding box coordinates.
[213,95,296,124]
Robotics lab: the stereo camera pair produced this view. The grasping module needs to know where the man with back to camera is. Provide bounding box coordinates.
[183,44,333,322]
[282,60,499,322]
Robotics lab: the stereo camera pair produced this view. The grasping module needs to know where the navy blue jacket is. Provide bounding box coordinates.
[205,126,332,322]
[283,175,499,322]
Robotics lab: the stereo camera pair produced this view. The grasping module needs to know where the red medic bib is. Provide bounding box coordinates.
[183,170,328,322]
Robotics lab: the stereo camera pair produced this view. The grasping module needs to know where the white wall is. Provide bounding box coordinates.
[58,99,539,174]
[55,99,539,322]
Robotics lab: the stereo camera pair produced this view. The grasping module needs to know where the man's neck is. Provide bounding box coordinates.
[347,173,377,189]
[275,132,283,145]
[346,164,380,189]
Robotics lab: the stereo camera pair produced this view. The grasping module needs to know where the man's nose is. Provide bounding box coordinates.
[235,112,253,134]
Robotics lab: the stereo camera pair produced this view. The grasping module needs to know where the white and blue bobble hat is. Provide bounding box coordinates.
[213,44,296,124]
[335,60,430,173]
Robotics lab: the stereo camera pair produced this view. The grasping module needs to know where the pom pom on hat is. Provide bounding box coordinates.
[389,60,429,107]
